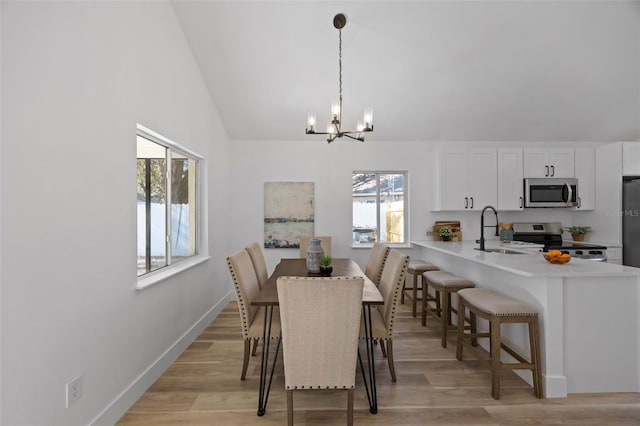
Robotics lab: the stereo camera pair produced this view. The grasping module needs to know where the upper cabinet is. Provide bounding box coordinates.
[574,148,595,210]
[432,145,595,212]
[523,148,574,178]
[622,142,640,175]
[497,148,524,211]
[433,148,497,211]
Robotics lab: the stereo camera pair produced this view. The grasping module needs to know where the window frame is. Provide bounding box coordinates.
[352,170,410,248]
[136,124,208,289]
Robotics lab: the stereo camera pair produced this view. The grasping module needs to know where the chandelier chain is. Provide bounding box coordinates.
[338,27,343,123]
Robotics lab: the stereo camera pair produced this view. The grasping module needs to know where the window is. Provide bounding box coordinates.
[137,125,201,277]
[352,172,408,246]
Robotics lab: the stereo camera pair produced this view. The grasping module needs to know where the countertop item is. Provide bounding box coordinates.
[411,240,640,277]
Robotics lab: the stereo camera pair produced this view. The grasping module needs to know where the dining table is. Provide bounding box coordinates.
[251,258,384,416]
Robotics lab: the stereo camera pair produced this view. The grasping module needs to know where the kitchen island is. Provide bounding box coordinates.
[412,240,640,398]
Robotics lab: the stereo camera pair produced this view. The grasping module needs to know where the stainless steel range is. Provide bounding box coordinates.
[512,222,608,261]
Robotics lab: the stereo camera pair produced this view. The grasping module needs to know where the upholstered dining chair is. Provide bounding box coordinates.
[299,235,332,258]
[364,242,389,286]
[361,248,409,382]
[226,249,280,380]
[277,276,364,426]
[245,242,269,289]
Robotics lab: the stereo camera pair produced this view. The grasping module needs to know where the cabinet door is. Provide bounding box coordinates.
[469,149,497,209]
[523,148,549,177]
[497,148,524,210]
[548,148,574,178]
[440,149,469,210]
[622,142,640,175]
[574,148,595,210]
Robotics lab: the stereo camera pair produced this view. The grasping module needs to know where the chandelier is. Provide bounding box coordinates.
[306,13,374,143]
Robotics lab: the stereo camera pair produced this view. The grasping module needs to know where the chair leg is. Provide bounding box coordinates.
[412,272,419,317]
[470,311,478,347]
[386,339,397,382]
[456,296,465,361]
[287,390,294,426]
[379,339,387,358]
[441,290,450,348]
[490,317,501,399]
[529,319,543,398]
[421,283,428,326]
[251,339,258,356]
[401,277,406,304]
[241,339,250,380]
[347,388,354,426]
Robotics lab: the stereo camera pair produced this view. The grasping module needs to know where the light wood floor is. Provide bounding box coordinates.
[118,300,640,425]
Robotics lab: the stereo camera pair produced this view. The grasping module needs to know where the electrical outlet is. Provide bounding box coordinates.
[66,375,82,408]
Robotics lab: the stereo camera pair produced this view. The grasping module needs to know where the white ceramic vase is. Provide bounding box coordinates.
[306,238,324,273]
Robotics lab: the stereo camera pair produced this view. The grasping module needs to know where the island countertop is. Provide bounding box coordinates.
[411,240,640,278]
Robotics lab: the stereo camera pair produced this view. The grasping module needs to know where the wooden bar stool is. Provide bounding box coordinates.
[402,259,439,317]
[456,288,543,400]
[421,271,474,348]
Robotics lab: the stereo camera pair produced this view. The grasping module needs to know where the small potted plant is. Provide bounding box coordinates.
[565,226,591,242]
[319,255,333,276]
[438,227,453,242]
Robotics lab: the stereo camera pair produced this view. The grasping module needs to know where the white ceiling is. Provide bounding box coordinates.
[171,1,640,142]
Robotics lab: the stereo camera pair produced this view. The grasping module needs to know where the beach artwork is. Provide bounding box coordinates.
[264,182,314,248]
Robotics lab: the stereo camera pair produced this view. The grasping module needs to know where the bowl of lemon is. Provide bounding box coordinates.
[544,250,571,264]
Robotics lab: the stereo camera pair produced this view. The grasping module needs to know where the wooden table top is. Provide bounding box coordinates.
[252,258,384,306]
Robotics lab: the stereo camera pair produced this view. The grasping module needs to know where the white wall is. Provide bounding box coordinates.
[1,2,232,425]
[230,140,596,273]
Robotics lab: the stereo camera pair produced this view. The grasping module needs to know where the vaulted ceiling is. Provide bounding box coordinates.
[171,1,640,142]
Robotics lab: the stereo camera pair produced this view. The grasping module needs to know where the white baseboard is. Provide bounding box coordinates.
[90,290,236,426]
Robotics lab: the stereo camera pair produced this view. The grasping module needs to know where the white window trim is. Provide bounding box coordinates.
[136,124,208,289]
[352,170,410,248]
[136,255,211,290]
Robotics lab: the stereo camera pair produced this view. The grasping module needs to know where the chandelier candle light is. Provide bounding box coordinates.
[306,13,374,143]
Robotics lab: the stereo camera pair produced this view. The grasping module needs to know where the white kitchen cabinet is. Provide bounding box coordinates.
[622,142,640,175]
[524,148,574,178]
[497,148,524,211]
[433,148,497,211]
[574,147,595,210]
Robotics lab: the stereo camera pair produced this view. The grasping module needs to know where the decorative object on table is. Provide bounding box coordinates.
[305,13,373,143]
[544,250,571,264]
[429,221,462,241]
[565,226,591,242]
[263,182,314,249]
[299,235,332,258]
[306,238,325,273]
[498,222,514,241]
[320,255,333,276]
[438,227,453,241]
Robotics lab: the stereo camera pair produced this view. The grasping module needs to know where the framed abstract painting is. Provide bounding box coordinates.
[264,182,314,248]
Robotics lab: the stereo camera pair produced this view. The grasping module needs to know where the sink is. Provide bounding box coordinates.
[475,248,525,255]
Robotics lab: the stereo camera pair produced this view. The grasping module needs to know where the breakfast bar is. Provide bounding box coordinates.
[412,240,640,397]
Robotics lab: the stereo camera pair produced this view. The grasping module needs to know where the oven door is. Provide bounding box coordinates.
[524,178,578,208]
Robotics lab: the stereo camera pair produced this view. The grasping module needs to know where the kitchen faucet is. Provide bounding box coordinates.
[479,205,499,251]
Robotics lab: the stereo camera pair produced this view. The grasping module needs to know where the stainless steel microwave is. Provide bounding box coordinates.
[523,178,579,208]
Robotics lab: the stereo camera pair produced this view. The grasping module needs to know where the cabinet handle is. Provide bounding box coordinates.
[545,165,549,177]
[519,196,524,209]
[464,197,468,209]
[470,197,474,209]
[550,165,555,177]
